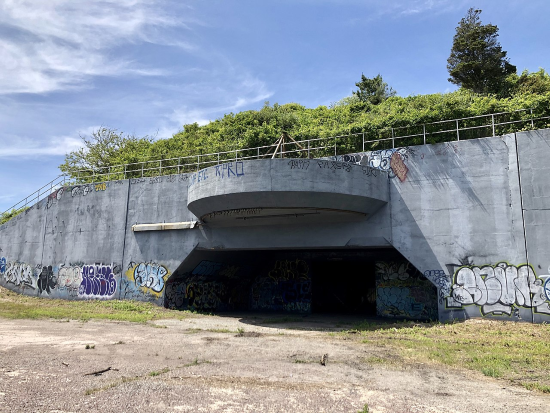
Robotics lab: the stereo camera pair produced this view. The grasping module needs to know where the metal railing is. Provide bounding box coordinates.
[3,107,550,217]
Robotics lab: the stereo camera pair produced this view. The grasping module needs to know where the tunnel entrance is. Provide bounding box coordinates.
[165,248,438,320]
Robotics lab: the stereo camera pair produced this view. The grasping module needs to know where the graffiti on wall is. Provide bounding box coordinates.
[0,257,5,274]
[376,261,438,320]
[328,147,415,181]
[251,259,311,313]
[125,262,171,297]
[446,262,550,316]
[79,264,117,299]
[37,265,56,294]
[57,265,82,297]
[288,160,310,170]
[215,161,244,179]
[46,188,64,209]
[71,185,93,197]
[2,261,37,290]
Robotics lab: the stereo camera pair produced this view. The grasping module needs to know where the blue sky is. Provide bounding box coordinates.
[1,0,549,212]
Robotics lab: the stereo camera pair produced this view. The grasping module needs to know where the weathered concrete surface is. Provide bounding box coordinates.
[187,159,388,220]
[2,129,550,322]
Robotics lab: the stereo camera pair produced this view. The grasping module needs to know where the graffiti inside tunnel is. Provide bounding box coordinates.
[376,261,438,320]
[446,262,550,317]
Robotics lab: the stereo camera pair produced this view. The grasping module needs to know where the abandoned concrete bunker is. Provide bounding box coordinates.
[2,128,550,323]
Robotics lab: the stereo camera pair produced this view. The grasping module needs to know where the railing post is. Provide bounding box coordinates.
[334,138,337,157]
[124,164,127,180]
[307,139,311,158]
[178,158,181,174]
[531,108,534,128]
[423,124,426,145]
[391,128,395,149]
[257,147,260,159]
[159,160,162,176]
[456,119,460,141]
[491,114,495,137]
[235,150,238,161]
[362,132,365,152]
[218,153,220,165]
[197,155,200,171]
[141,162,144,178]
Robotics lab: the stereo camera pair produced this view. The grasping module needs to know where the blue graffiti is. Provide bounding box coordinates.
[215,161,244,179]
[189,169,209,187]
[79,264,117,298]
[0,257,5,274]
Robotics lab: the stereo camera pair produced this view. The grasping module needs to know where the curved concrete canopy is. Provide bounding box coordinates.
[187,158,389,226]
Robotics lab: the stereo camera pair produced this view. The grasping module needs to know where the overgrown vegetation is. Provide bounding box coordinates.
[345,319,550,394]
[0,207,28,225]
[60,86,550,183]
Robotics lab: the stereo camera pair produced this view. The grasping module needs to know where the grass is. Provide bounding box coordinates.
[148,367,170,377]
[0,286,190,323]
[345,318,550,393]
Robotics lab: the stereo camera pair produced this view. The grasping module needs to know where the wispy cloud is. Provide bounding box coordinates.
[0,0,194,94]
[0,133,84,157]
[168,73,273,130]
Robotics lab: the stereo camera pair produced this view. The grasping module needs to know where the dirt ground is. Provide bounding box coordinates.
[0,314,548,413]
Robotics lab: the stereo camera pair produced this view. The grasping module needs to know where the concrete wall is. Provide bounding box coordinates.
[2,129,550,322]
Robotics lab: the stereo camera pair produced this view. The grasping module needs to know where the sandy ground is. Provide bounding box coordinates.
[0,314,547,413]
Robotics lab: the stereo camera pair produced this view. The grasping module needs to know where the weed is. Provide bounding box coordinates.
[149,368,169,377]
[85,344,95,350]
[358,403,369,413]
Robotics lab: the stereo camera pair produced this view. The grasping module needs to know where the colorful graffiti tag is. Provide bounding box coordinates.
[376,261,438,320]
[446,262,550,316]
[79,264,117,299]
[125,262,171,297]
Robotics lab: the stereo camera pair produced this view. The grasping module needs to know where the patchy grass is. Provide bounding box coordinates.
[0,286,191,323]
[149,367,170,377]
[345,318,550,393]
[85,376,140,396]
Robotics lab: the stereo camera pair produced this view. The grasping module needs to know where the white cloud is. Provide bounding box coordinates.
[0,0,193,94]
[0,133,84,157]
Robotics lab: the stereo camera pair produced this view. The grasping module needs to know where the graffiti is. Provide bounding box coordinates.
[215,162,245,179]
[79,264,117,298]
[149,176,162,184]
[46,187,64,208]
[376,262,411,281]
[94,183,106,192]
[57,265,82,294]
[288,160,310,170]
[316,160,352,172]
[3,261,37,290]
[37,265,56,294]
[0,257,5,274]
[446,262,550,316]
[178,174,188,182]
[189,169,209,187]
[376,261,438,320]
[361,166,379,177]
[328,147,414,180]
[424,270,450,305]
[130,178,146,184]
[203,208,262,220]
[166,175,176,183]
[126,262,170,296]
[71,185,93,197]
[268,259,309,282]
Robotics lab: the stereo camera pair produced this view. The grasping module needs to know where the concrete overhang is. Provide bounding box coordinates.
[187,158,389,226]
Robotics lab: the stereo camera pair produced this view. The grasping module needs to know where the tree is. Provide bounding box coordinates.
[448,8,516,94]
[59,127,153,179]
[353,74,396,105]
